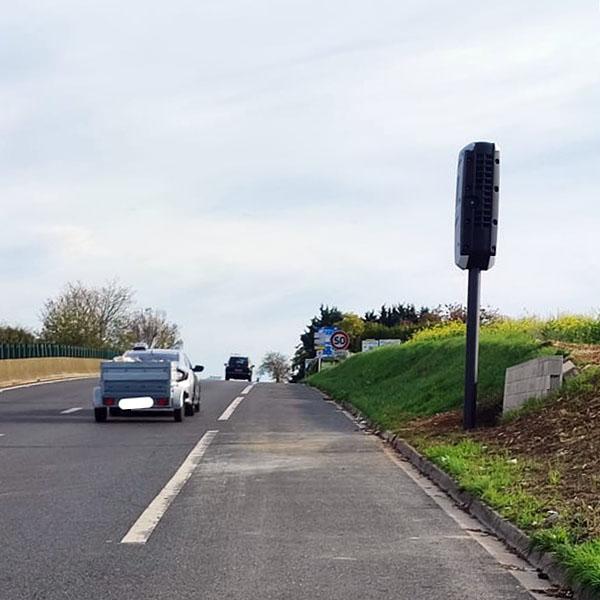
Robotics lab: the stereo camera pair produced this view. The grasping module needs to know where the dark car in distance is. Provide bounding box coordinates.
[225,356,253,381]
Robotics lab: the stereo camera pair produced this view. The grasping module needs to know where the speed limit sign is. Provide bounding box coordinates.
[330,330,350,351]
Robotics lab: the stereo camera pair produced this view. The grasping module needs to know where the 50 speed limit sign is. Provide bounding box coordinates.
[330,330,350,351]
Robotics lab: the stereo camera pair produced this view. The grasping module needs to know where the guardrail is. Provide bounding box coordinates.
[0,343,120,360]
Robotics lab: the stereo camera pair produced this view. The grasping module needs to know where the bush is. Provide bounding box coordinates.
[362,321,421,342]
[541,315,600,345]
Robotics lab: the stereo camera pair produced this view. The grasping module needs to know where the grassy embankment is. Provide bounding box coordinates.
[308,316,600,594]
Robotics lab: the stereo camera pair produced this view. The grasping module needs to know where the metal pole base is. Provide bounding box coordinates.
[464,268,481,430]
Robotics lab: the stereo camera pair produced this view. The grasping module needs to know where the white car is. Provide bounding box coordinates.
[93,349,204,422]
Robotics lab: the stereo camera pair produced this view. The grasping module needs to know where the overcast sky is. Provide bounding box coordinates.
[1,1,599,376]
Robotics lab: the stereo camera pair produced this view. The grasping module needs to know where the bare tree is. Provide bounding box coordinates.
[40,280,134,348]
[125,308,182,349]
[259,352,291,383]
[97,280,134,346]
[433,303,501,326]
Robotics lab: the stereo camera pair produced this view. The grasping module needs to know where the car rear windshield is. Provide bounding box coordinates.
[125,351,179,363]
[229,357,248,367]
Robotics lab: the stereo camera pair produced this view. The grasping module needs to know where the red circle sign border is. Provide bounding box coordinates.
[331,331,350,350]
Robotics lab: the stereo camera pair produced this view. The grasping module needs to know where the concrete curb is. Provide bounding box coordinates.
[320,392,597,600]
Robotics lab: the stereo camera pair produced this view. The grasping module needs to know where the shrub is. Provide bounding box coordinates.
[541,315,600,345]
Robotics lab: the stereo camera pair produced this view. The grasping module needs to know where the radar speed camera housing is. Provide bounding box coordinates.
[455,142,500,270]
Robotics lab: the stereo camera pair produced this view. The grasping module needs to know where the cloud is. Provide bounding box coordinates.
[1,1,599,374]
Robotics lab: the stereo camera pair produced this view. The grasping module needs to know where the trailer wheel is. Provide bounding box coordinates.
[173,407,183,422]
[94,407,108,423]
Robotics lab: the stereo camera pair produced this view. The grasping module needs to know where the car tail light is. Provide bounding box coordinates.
[103,397,116,406]
[155,398,169,406]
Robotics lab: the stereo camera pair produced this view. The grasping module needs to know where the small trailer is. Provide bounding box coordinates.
[92,360,187,423]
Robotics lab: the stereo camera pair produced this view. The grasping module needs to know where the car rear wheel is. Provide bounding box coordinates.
[173,407,183,422]
[194,401,200,413]
[184,403,194,417]
[94,407,108,422]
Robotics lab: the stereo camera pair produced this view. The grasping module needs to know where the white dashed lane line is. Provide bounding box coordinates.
[218,396,244,421]
[60,407,83,414]
[241,384,254,395]
[121,430,218,545]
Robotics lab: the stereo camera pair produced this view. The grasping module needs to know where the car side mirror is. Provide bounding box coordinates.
[193,365,204,372]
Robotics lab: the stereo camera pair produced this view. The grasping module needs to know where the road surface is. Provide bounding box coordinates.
[0,379,550,599]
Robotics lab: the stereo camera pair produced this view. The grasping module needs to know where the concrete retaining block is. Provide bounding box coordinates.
[503,356,564,414]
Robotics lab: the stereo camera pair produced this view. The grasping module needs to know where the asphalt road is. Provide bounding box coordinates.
[0,379,549,599]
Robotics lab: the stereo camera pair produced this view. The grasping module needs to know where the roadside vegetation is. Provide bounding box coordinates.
[291,302,499,381]
[308,313,600,595]
[1,280,181,351]
[259,351,291,383]
[309,321,552,429]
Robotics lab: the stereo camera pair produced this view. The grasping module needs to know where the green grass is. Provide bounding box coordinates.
[423,440,547,529]
[534,528,600,590]
[423,440,600,594]
[309,327,552,430]
[560,541,600,592]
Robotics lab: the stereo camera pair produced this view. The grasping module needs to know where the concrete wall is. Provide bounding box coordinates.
[0,358,101,388]
[503,356,563,414]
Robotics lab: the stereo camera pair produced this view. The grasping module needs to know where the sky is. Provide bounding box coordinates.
[1,1,599,377]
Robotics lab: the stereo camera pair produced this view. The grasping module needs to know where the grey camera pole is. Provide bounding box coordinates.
[464,267,481,430]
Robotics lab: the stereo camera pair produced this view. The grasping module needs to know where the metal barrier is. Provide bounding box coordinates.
[0,343,119,360]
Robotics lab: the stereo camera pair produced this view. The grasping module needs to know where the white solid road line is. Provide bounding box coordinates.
[241,384,254,395]
[121,430,218,545]
[60,407,83,414]
[0,375,96,394]
[217,396,244,421]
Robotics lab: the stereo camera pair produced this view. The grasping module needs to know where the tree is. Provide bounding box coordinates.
[291,305,343,381]
[40,280,133,349]
[125,308,182,349]
[363,310,378,323]
[0,325,36,344]
[259,351,291,383]
[335,313,365,339]
[433,303,501,326]
[335,312,365,352]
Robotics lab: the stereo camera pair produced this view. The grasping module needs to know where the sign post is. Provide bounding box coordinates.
[455,141,500,430]
[464,267,481,430]
[314,327,337,372]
